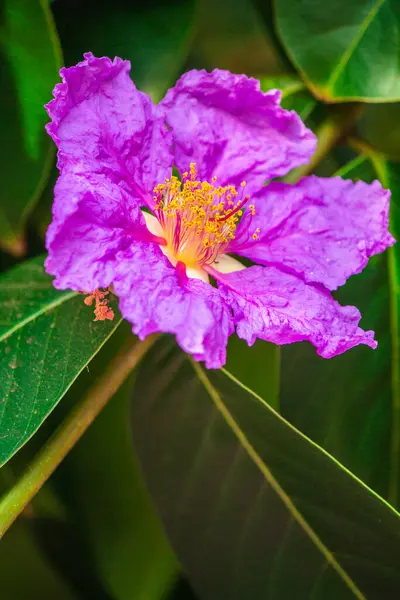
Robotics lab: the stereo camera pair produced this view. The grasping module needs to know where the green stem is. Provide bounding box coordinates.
[285,104,363,184]
[0,334,157,537]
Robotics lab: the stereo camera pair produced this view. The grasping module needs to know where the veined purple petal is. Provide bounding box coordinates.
[216,265,376,358]
[232,176,395,291]
[45,170,148,291]
[46,52,173,205]
[161,69,316,192]
[113,244,233,368]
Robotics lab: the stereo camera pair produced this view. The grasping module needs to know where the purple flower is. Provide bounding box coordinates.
[44,53,394,368]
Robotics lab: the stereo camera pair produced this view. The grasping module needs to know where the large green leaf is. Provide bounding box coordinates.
[0,0,62,254]
[131,338,400,599]
[0,256,120,466]
[52,0,196,101]
[274,0,400,102]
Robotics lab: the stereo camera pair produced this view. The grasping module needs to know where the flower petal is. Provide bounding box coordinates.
[232,177,395,291]
[215,265,376,358]
[46,52,173,205]
[161,69,316,191]
[45,170,146,291]
[113,244,233,368]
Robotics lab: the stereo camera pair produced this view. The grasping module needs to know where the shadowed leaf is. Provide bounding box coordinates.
[0,0,62,254]
[131,338,400,599]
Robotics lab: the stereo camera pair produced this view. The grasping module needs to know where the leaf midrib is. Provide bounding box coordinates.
[0,310,123,466]
[221,364,400,517]
[325,0,386,92]
[190,359,366,600]
[0,289,76,344]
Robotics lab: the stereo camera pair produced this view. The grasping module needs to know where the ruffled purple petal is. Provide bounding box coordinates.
[161,69,316,191]
[113,244,233,368]
[46,52,173,205]
[45,170,147,291]
[215,265,376,358]
[232,176,395,291]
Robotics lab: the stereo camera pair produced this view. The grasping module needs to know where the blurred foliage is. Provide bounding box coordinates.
[52,0,196,101]
[358,104,400,161]
[52,328,179,600]
[0,0,399,598]
[0,0,61,255]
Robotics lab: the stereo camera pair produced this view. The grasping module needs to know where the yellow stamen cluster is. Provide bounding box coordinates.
[153,163,254,267]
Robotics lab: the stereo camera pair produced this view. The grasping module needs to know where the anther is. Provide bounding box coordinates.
[151,162,254,267]
[84,289,114,322]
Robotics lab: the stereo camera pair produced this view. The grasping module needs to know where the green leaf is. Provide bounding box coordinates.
[52,0,196,102]
[260,75,317,121]
[226,337,280,410]
[0,256,120,466]
[131,338,400,599]
[0,0,62,254]
[274,0,400,102]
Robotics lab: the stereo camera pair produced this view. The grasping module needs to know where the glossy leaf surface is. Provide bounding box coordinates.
[275,0,400,102]
[0,257,120,466]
